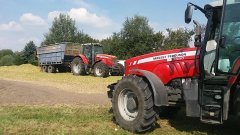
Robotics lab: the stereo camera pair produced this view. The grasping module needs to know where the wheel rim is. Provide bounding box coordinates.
[95,66,103,76]
[73,63,80,74]
[118,88,138,121]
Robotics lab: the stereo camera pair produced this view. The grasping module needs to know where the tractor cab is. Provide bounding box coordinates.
[82,43,103,65]
[185,0,240,124]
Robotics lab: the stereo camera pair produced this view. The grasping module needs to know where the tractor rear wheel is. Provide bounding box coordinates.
[48,65,56,73]
[71,57,85,76]
[112,75,156,133]
[93,62,109,78]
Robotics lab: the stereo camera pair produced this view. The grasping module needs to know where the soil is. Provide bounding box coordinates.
[0,79,111,106]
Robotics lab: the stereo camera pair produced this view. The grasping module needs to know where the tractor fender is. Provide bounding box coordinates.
[129,69,169,106]
[78,54,89,65]
[92,60,102,68]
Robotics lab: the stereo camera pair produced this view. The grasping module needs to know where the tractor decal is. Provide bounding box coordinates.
[137,50,196,64]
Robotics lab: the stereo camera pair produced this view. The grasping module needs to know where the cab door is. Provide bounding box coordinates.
[83,45,93,65]
[200,0,240,124]
[217,0,240,75]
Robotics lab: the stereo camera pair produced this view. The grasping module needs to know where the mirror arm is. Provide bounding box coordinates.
[188,3,207,15]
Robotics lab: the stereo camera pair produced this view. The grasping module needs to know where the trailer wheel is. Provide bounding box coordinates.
[42,66,48,72]
[93,62,109,78]
[48,65,56,73]
[112,75,156,133]
[71,57,85,75]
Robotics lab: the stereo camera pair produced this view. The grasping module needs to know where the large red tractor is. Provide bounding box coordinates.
[107,0,240,132]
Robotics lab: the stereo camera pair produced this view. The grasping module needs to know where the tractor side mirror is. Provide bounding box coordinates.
[185,4,193,24]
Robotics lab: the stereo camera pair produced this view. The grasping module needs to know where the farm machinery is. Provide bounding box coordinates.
[37,43,124,77]
[107,0,240,132]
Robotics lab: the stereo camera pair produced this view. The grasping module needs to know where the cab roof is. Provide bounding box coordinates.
[209,0,223,7]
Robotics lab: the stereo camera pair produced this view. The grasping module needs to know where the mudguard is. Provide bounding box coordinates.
[130,69,169,106]
[79,54,89,64]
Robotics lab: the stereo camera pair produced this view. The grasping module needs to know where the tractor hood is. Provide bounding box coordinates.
[126,47,198,66]
[96,54,117,59]
[95,54,117,67]
[124,47,199,84]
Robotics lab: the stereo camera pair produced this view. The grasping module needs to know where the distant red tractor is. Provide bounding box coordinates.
[108,0,240,133]
[37,43,124,77]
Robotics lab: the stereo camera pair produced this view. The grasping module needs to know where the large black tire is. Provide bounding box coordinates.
[111,63,125,76]
[42,66,48,72]
[71,57,85,76]
[93,62,109,78]
[48,65,56,73]
[112,75,156,133]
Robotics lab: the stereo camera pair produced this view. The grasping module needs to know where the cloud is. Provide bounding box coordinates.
[47,7,120,40]
[69,8,113,28]
[48,8,115,28]
[0,21,23,31]
[48,11,66,21]
[0,12,48,51]
[20,13,47,26]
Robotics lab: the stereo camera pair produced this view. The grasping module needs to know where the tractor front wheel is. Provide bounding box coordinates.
[93,62,109,78]
[112,75,156,133]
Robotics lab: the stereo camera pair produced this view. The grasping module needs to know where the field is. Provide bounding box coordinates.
[0,64,120,93]
[0,65,240,135]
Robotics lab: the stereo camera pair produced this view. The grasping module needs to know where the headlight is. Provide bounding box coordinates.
[113,58,117,63]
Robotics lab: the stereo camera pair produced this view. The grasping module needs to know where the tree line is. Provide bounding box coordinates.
[0,14,194,66]
[0,41,37,66]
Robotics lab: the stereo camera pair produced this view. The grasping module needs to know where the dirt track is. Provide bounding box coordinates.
[0,79,110,106]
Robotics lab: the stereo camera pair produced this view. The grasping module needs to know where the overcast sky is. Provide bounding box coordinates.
[0,0,211,51]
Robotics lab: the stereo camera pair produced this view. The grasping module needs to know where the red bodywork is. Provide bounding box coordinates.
[79,54,117,67]
[125,47,199,85]
[96,54,117,67]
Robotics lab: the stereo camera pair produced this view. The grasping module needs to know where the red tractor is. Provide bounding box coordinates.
[107,0,240,132]
[70,43,124,77]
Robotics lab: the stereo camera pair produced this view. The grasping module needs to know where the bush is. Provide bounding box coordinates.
[0,55,15,66]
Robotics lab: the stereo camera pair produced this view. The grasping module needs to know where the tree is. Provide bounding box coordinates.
[0,49,13,59]
[121,15,155,59]
[44,14,77,44]
[22,41,37,65]
[102,15,156,59]
[13,51,24,65]
[163,28,193,50]
[75,31,98,44]
[153,32,165,51]
[43,14,96,45]
[101,33,123,57]
[0,55,15,66]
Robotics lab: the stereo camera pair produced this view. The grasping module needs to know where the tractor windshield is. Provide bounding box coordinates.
[94,45,103,55]
[218,1,240,74]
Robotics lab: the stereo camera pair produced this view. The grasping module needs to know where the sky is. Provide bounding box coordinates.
[0,0,211,51]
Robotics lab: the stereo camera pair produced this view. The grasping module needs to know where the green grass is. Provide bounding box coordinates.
[0,64,121,93]
[0,106,239,135]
